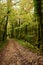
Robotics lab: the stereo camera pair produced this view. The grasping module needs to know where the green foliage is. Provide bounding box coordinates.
[17,39,39,53]
[0,0,43,53]
[13,21,38,47]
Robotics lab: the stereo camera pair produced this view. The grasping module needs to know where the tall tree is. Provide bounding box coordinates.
[33,0,43,51]
[2,0,12,41]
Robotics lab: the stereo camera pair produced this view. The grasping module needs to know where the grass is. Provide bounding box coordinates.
[17,39,40,53]
[0,40,7,52]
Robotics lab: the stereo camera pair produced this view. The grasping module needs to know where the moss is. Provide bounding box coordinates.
[17,39,40,53]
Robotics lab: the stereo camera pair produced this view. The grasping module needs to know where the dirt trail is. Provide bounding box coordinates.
[0,39,43,65]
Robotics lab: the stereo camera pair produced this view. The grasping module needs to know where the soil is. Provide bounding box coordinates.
[0,39,43,65]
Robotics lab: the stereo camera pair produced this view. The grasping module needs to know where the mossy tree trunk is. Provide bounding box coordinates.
[33,0,43,51]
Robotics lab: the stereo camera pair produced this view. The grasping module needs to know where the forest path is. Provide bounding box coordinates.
[0,39,43,65]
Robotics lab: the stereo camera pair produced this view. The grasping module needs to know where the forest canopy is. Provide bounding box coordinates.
[0,0,43,52]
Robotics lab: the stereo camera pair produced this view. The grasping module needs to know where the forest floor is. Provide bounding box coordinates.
[0,39,43,65]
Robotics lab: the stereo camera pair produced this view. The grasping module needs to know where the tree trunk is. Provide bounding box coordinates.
[2,15,8,41]
[2,11,10,41]
[33,0,43,51]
